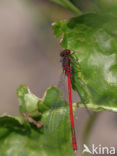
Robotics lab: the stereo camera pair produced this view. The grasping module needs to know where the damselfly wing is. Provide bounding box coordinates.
[45,84,69,135]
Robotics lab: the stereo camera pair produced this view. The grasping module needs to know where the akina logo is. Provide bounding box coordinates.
[82,144,116,155]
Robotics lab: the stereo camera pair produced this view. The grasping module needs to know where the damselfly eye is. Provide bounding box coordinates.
[66,49,70,54]
[60,49,71,57]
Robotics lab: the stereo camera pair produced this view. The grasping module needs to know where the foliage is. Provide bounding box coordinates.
[52,13,117,112]
[0,85,75,156]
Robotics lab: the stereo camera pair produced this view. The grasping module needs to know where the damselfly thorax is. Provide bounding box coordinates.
[60,49,71,76]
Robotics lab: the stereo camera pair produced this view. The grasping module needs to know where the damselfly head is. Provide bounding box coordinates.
[60,49,71,57]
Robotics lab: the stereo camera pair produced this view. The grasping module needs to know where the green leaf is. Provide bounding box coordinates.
[51,0,82,15]
[52,13,117,112]
[17,85,41,117]
[17,85,67,116]
[0,86,75,156]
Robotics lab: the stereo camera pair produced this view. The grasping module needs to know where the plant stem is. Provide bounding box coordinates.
[52,0,82,16]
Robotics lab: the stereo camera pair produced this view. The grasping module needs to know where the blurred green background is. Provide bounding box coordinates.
[0,0,117,155]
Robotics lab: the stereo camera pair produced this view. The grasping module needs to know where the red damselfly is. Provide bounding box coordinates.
[60,49,77,151]
[45,49,79,152]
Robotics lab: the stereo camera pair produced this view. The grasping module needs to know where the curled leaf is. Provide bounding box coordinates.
[53,13,117,112]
